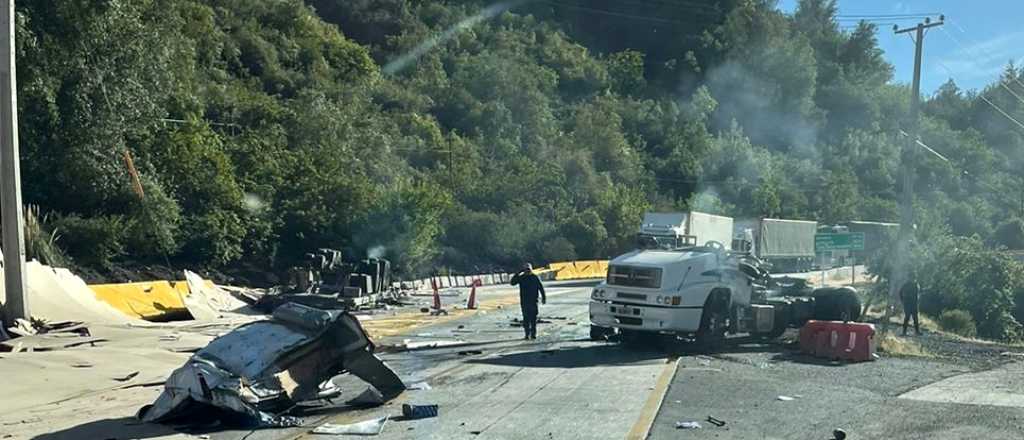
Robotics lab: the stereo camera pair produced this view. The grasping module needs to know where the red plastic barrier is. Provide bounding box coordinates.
[834,322,876,362]
[799,320,876,362]
[799,320,827,354]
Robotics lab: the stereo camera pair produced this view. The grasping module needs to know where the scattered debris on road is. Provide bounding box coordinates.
[313,416,390,435]
[140,302,406,427]
[408,382,432,391]
[349,386,387,407]
[675,421,702,429]
[776,395,796,401]
[402,403,439,420]
[832,428,848,439]
[458,349,484,356]
[707,416,726,427]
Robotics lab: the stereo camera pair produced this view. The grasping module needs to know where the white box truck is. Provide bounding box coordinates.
[733,218,818,273]
[637,211,734,250]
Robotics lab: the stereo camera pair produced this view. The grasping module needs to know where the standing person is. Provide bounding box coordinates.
[900,273,921,336]
[511,263,546,340]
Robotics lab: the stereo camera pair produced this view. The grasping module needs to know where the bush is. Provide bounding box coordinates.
[182,210,246,266]
[937,309,977,338]
[23,205,68,267]
[51,214,126,268]
[124,178,182,259]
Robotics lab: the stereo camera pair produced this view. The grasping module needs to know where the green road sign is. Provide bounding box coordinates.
[815,232,865,251]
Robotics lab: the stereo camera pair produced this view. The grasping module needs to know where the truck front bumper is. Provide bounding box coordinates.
[589,301,703,333]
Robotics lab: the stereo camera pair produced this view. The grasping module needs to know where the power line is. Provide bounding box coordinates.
[929,51,1024,133]
[836,13,940,19]
[927,42,1024,131]
[978,93,1024,131]
[941,20,1024,92]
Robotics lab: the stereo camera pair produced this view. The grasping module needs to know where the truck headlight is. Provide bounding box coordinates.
[671,296,681,306]
[656,295,664,304]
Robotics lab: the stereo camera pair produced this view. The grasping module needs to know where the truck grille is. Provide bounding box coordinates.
[607,265,662,288]
[615,317,642,326]
[617,292,647,301]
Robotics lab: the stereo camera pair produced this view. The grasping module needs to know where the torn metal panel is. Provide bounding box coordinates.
[143,302,406,426]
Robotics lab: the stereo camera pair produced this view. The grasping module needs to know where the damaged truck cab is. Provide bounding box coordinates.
[589,246,767,345]
[589,211,816,348]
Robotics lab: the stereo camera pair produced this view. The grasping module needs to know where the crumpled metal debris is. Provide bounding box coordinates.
[141,302,406,427]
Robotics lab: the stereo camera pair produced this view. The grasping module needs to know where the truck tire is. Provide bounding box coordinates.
[590,325,611,341]
[695,290,730,350]
[811,287,862,321]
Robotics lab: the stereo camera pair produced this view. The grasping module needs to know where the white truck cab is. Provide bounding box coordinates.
[589,246,754,340]
[588,211,793,347]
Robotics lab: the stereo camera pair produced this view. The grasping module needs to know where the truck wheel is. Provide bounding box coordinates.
[590,325,611,341]
[695,291,730,350]
[812,287,862,321]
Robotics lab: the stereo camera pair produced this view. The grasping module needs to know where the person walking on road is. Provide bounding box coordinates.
[900,273,921,336]
[511,263,546,340]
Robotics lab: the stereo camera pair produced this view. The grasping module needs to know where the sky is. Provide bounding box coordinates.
[777,0,1024,95]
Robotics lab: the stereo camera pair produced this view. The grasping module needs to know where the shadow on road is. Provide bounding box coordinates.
[32,417,182,440]
[467,343,666,368]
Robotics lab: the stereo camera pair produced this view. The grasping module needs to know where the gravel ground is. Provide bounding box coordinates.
[649,328,1024,440]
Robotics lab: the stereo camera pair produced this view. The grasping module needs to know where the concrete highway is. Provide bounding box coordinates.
[194,279,1024,440]
[33,279,1021,440]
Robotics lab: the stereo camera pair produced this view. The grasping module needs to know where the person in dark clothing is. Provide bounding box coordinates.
[511,263,546,340]
[900,274,921,336]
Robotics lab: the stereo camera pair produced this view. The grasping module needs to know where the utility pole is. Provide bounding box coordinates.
[889,17,943,328]
[0,0,28,322]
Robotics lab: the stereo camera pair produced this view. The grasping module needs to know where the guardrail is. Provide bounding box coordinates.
[397,259,610,289]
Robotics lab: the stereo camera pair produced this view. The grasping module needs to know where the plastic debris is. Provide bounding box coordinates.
[675,421,702,429]
[313,416,389,436]
[408,382,432,391]
[776,395,796,401]
[832,428,847,440]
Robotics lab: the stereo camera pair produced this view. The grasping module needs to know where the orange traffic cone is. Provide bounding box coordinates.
[432,277,442,310]
[467,278,482,309]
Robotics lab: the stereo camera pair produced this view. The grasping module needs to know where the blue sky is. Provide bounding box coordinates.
[777,0,1024,95]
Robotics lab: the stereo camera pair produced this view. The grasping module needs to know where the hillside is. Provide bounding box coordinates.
[14,0,1024,287]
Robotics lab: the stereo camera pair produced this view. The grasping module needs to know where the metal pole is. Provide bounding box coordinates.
[889,18,943,328]
[0,0,28,322]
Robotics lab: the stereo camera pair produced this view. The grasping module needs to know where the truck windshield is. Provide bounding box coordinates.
[607,265,662,288]
[637,234,696,250]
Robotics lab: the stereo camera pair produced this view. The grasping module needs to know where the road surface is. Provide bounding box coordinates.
[29,279,1024,440]
[199,280,675,440]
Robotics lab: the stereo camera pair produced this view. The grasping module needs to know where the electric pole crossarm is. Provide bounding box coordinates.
[894,20,945,34]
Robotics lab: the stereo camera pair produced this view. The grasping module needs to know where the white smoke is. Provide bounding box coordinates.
[368,245,387,259]
[242,193,265,213]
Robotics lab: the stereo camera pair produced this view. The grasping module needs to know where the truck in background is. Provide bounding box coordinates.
[638,211,734,250]
[732,218,818,273]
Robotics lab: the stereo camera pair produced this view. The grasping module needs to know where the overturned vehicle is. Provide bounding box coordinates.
[141,302,406,426]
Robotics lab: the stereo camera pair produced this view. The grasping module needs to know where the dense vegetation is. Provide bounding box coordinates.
[13,0,1024,336]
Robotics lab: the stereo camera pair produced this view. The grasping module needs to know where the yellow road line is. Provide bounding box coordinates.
[625,356,680,440]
